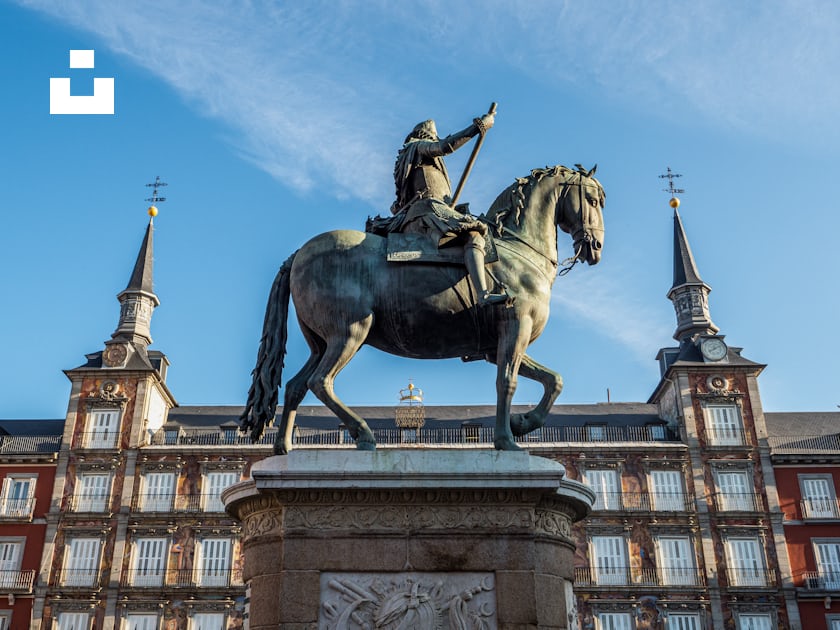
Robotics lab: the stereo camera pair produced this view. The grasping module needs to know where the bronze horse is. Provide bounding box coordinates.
[240,165,605,453]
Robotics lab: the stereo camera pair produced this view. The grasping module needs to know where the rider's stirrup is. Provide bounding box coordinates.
[479,290,509,306]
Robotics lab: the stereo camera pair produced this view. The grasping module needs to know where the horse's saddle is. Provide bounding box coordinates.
[386,232,499,265]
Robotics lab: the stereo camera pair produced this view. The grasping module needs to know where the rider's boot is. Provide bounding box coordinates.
[464,232,509,307]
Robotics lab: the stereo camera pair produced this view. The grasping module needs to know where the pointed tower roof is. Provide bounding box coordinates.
[123,218,155,295]
[672,208,704,288]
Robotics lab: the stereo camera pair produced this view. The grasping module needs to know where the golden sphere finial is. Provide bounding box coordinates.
[669,197,680,209]
[148,205,158,217]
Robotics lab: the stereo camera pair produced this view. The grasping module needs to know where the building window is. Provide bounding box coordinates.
[85,409,121,448]
[0,612,10,630]
[74,473,110,513]
[586,425,607,441]
[738,613,773,630]
[669,613,701,630]
[196,538,232,587]
[656,536,696,585]
[801,475,839,519]
[56,611,91,630]
[401,428,418,443]
[61,538,101,587]
[649,470,685,511]
[648,423,667,440]
[726,537,767,587]
[814,541,840,589]
[202,471,239,513]
[827,616,840,630]
[124,613,159,630]
[140,472,176,512]
[585,470,620,510]
[591,536,627,585]
[0,476,36,519]
[463,424,480,443]
[596,612,632,630]
[191,612,225,630]
[0,540,22,590]
[131,537,168,587]
[704,404,744,446]
[716,470,756,511]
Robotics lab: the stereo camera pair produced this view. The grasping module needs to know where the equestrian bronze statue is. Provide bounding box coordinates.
[240,110,606,453]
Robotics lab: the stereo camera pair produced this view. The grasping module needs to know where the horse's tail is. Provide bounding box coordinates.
[239,251,297,441]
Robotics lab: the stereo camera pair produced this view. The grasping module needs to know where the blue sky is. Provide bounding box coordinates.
[1,1,838,419]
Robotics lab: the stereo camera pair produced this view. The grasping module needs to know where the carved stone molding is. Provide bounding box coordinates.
[242,509,282,539]
[320,572,495,630]
[269,488,540,507]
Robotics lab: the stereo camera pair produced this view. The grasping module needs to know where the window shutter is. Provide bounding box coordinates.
[66,538,100,586]
[670,614,701,630]
[597,612,632,630]
[592,536,626,585]
[198,538,231,587]
[707,405,741,444]
[739,614,772,630]
[191,612,225,630]
[133,538,167,586]
[727,538,764,586]
[803,477,836,517]
[143,473,175,512]
[657,536,694,585]
[204,472,238,512]
[586,470,619,510]
[650,470,683,511]
[815,542,840,588]
[718,471,752,511]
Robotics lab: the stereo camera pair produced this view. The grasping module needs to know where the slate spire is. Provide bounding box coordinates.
[111,218,160,348]
[667,208,718,342]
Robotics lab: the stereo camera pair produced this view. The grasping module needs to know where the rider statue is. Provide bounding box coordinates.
[389,112,509,306]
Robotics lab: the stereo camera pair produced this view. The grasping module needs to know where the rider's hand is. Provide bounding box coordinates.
[480,113,495,130]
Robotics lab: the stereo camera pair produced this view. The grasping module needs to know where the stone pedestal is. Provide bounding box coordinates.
[224,449,593,630]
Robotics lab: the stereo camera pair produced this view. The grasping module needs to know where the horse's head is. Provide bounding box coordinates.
[556,165,605,266]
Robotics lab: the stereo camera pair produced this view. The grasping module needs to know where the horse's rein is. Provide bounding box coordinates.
[557,173,599,276]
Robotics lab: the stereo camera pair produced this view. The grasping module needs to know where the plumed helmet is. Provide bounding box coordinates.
[405,119,438,144]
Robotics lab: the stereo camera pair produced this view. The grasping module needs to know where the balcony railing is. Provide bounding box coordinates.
[130,493,229,513]
[574,566,705,587]
[0,435,61,454]
[801,571,840,591]
[713,493,764,513]
[67,495,110,513]
[120,567,243,588]
[0,570,36,592]
[769,434,840,454]
[801,498,840,520]
[590,492,693,512]
[0,497,35,519]
[55,568,101,588]
[726,567,776,588]
[76,431,120,449]
[705,427,750,447]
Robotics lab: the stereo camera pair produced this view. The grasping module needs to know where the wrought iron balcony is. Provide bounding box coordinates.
[726,567,776,588]
[574,566,705,587]
[705,427,750,447]
[800,498,840,520]
[590,492,693,512]
[120,567,243,588]
[0,435,61,454]
[0,570,36,592]
[0,497,35,519]
[54,568,101,588]
[713,492,764,513]
[75,431,120,449]
[67,495,110,513]
[130,493,230,514]
[801,571,840,591]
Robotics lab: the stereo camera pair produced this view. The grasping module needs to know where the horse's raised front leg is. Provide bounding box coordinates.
[274,321,324,455]
[307,317,377,450]
[493,318,533,451]
[510,354,563,436]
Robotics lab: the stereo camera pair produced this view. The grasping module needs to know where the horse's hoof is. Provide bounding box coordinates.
[494,437,523,451]
[356,440,377,451]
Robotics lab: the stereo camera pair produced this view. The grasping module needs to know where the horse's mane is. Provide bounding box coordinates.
[482,164,603,236]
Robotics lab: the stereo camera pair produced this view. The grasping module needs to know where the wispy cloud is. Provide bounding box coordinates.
[20,0,840,203]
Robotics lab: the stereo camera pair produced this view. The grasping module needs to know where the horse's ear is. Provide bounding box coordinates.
[587,164,598,177]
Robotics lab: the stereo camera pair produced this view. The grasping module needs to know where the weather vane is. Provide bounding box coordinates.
[659,167,684,209]
[145,175,168,217]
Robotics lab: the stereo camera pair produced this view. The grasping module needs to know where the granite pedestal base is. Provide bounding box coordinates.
[224,449,593,630]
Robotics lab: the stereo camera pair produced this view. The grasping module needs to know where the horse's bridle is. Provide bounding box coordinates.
[557,173,601,276]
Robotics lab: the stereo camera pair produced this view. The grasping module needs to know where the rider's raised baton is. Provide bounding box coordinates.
[450,102,497,208]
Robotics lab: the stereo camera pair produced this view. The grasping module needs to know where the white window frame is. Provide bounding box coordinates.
[62,537,102,587]
[656,535,696,585]
[669,613,701,630]
[123,613,159,630]
[591,535,627,586]
[202,471,239,513]
[827,615,840,630]
[737,612,773,630]
[704,404,743,446]
[131,537,168,587]
[726,537,767,587]
[0,611,10,630]
[190,612,226,630]
[141,472,176,513]
[586,469,620,510]
[0,475,37,518]
[85,409,121,448]
[195,537,232,587]
[0,538,23,590]
[649,469,684,511]
[595,611,632,630]
[813,539,840,589]
[800,474,839,519]
[716,469,755,512]
[56,610,91,630]
[74,472,111,513]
